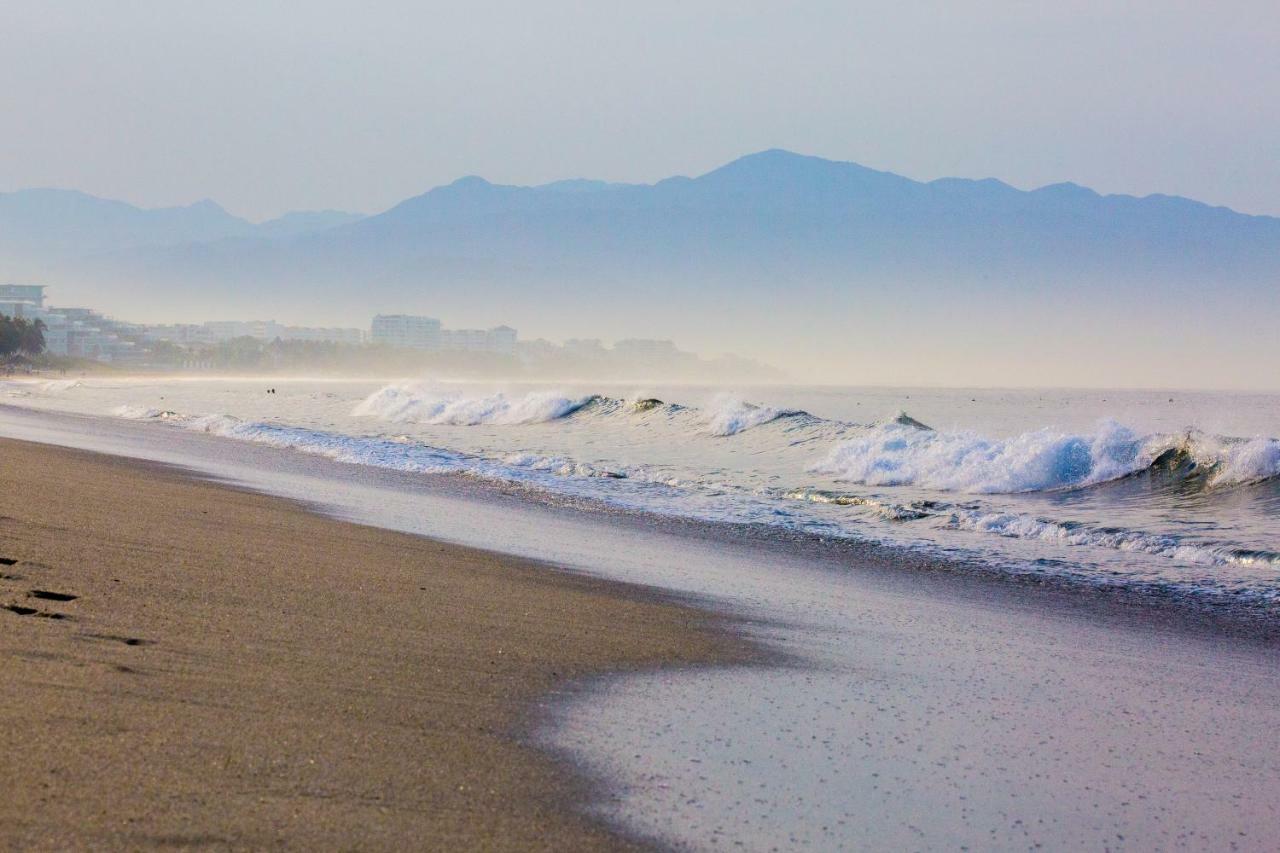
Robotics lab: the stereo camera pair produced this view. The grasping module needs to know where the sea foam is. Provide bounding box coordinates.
[703,395,798,436]
[1194,435,1280,487]
[945,508,1280,569]
[813,419,1280,493]
[811,419,1152,493]
[352,384,596,425]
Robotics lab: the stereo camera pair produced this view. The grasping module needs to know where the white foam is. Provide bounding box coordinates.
[703,395,794,436]
[0,378,80,396]
[946,508,1279,569]
[1198,435,1280,487]
[503,452,627,479]
[38,379,81,393]
[352,384,595,425]
[112,404,178,420]
[812,419,1154,493]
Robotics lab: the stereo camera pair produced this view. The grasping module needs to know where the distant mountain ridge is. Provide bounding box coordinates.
[2,149,1277,387]
[0,188,362,255]
[255,149,1274,316]
[6,149,1274,262]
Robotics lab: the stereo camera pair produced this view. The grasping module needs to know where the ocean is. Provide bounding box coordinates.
[4,375,1277,604]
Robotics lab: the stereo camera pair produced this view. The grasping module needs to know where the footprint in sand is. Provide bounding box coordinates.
[28,590,78,602]
[3,586,79,619]
[80,633,152,647]
[3,604,68,619]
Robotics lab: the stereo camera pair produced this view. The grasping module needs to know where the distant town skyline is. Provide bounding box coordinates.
[2,284,761,374]
[2,2,1277,219]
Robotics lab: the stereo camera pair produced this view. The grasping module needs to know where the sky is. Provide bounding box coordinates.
[1,1,1278,221]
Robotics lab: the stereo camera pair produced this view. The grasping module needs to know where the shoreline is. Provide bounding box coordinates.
[5,406,1280,846]
[4,379,1278,622]
[0,437,758,849]
[2,400,1276,648]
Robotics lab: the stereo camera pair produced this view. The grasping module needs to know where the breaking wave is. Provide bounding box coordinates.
[352,384,600,425]
[812,419,1280,493]
[1,378,81,397]
[702,395,806,436]
[349,384,807,436]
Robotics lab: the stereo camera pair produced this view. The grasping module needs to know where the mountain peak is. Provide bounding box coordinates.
[184,198,233,216]
[447,175,493,190]
[1034,181,1098,198]
[708,148,837,175]
[696,149,912,194]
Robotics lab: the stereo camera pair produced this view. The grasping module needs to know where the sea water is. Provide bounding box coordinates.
[3,376,1278,602]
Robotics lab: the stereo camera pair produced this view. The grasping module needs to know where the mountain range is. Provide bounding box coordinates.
[0,189,362,254]
[3,150,1277,386]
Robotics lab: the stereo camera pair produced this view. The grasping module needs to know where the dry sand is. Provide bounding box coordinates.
[0,438,749,850]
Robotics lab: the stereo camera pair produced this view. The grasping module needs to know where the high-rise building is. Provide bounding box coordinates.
[144,321,365,346]
[0,283,46,319]
[612,338,680,360]
[438,325,517,355]
[370,315,442,350]
[487,325,517,356]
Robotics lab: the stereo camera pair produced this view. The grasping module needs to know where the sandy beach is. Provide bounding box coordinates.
[0,437,750,849]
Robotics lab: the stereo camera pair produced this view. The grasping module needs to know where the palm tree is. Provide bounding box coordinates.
[0,315,18,357]
[18,318,46,356]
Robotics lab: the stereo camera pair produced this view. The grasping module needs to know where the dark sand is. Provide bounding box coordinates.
[0,438,749,850]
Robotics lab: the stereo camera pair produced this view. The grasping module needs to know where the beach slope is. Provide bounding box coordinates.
[0,438,745,849]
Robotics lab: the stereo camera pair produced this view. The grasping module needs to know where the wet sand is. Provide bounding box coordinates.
[0,438,750,849]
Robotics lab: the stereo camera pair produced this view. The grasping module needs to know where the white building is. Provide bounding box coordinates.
[613,338,680,360]
[276,325,365,345]
[144,320,366,346]
[0,283,46,319]
[564,338,607,360]
[36,313,69,356]
[438,325,517,355]
[486,325,517,356]
[515,338,560,363]
[201,320,279,342]
[0,287,138,361]
[36,309,137,362]
[142,324,210,346]
[370,315,442,350]
[370,315,517,355]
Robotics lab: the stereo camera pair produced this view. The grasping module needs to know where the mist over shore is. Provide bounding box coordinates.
[6,150,1278,389]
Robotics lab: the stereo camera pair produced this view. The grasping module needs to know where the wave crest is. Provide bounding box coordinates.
[813,420,1159,493]
[1194,435,1280,487]
[812,420,1280,493]
[703,395,804,436]
[352,384,598,426]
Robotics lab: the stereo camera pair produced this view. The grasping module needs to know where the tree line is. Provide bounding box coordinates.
[150,335,519,376]
[0,315,47,359]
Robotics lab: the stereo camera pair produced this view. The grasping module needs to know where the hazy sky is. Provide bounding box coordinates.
[2,1,1277,221]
